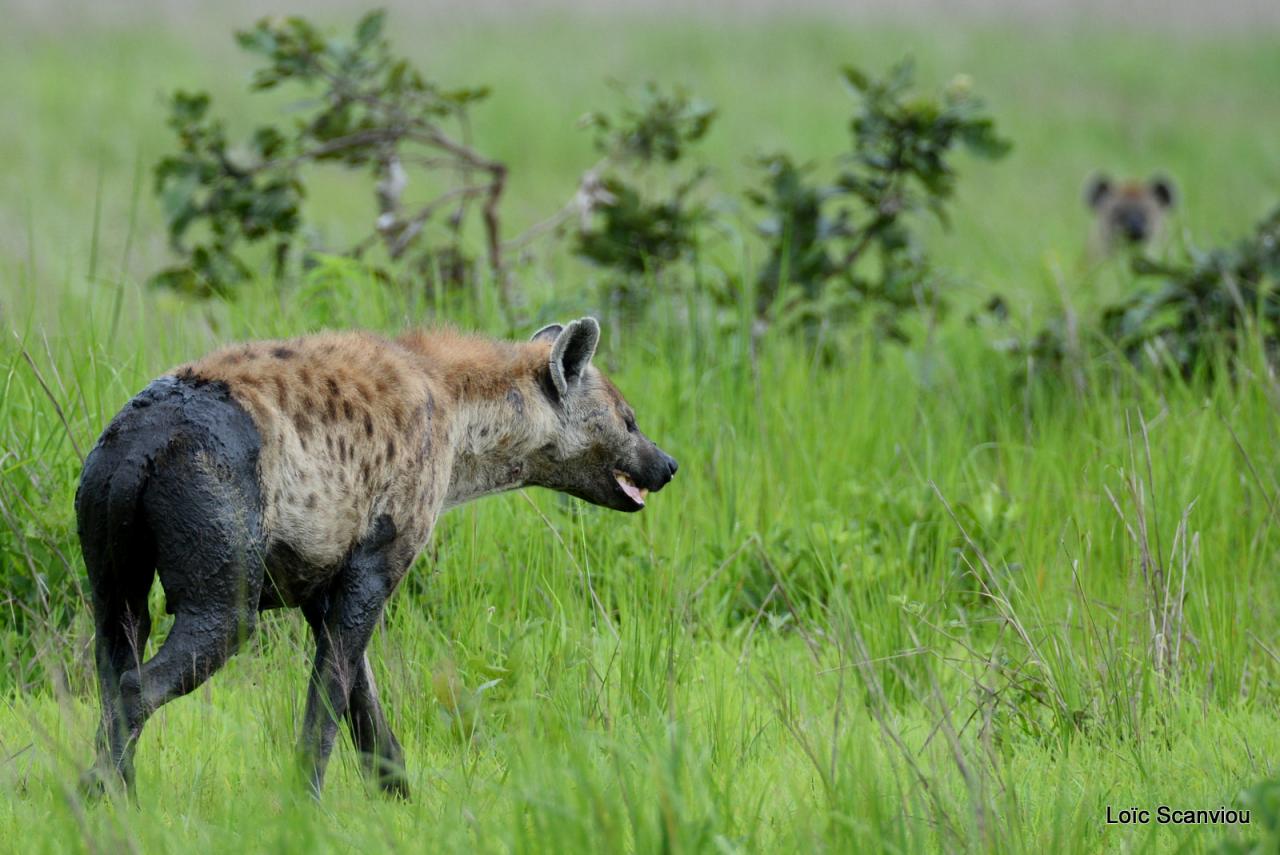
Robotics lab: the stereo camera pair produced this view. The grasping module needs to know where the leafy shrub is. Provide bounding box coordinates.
[151,11,513,307]
[571,83,717,313]
[748,61,1010,341]
[1102,205,1280,374]
[996,205,1280,378]
[147,5,1022,351]
[149,11,1010,343]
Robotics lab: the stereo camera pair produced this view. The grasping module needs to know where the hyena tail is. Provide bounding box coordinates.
[75,439,157,794]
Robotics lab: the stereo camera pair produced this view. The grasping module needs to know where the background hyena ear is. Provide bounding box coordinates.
[1085,173,1113,209]
[530,323,564,343]
[1149,175,1176,209]
[548,317,600,399]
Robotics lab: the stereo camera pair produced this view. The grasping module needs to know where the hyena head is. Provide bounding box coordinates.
[1085,172,1176,249]
[522,318,678,512]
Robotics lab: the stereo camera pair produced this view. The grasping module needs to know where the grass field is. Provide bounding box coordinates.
[3,5,1280,853]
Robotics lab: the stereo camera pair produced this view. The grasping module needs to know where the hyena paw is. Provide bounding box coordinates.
[78,762,132,804]
[78,765,112,802]
[379,773,411,801]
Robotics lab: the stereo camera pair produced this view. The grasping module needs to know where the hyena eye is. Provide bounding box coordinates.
[623,413,638,433]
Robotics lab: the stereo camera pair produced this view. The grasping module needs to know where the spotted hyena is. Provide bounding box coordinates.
[75,318,677,799]
[1085,172,1177,252]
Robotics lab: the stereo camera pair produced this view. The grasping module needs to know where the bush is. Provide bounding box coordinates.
[571,82,717,314]
[151,11,513,307]
[1103,205,1280,374]
[748,61,1010,342]
[148,11,1012,344]
[996,205,1280,379]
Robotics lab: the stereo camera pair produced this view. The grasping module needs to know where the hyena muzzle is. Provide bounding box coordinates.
[1085,172,1176,250]
[75,317,676,800]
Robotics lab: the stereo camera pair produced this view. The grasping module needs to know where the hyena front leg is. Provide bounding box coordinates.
[298,515,403,797]
[346,654,409,798]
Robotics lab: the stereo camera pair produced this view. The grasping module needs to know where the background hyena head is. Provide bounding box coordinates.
[522,318,678,512]
[1085,172,1177,249]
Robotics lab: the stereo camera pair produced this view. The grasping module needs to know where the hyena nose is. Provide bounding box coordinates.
[1119,211,1148,242]
[662,451,678,480]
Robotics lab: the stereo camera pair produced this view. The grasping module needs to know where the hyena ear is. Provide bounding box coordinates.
[1149,175,1176,209]
[548,317,600,399]
[1085,173,1113,209]
[530,323,564,343]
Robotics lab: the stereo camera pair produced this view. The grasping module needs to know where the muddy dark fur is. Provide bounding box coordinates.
[76,375,262,797]
[76,375,409,800]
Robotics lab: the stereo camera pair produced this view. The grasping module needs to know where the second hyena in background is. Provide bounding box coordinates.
[1085,172,1177,253]
[75,317,677,800]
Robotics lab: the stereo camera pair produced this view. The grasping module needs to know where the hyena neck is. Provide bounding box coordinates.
[441,394,540,508]
[398,330,552,509]
[419,349,551,510]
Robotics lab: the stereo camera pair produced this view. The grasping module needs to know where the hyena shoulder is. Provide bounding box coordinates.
[174,331,443,578]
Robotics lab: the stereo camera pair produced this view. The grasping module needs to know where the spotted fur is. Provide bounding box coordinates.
[76,318,677,800]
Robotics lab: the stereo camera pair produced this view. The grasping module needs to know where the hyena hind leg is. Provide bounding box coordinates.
[81,587,153,800]
[97,466,263,801]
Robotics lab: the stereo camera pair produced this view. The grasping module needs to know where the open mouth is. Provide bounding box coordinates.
[613,469,649,508]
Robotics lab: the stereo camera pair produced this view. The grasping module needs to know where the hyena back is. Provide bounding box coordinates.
[75,318,676,799]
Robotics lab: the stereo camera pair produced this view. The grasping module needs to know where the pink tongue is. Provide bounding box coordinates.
[617,476,645,505]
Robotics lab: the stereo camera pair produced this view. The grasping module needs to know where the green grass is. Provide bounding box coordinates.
[3,9,1280,854]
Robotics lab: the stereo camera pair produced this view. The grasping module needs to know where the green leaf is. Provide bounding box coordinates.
[158,170,201,234]
[234,22,277,57]
[251,126,287,159]
[148,265,202,296]
[959,120,1012,159]
[386,59,410,93]
[886,58,916,93]
[440,85,492,106]
[169,91,211,126]
[841,65,871,92]
[250,68,284,91]
[355,9,386,47]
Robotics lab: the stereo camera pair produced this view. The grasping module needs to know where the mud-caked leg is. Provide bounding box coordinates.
[82,594,152,798]
[299,515,402,797]
[124,604,256,721]
[83,585,258,800]
[99,463,262,800]
[346,654,409,798]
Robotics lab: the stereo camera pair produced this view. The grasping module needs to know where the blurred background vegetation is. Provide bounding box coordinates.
[2,2,1280,852]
